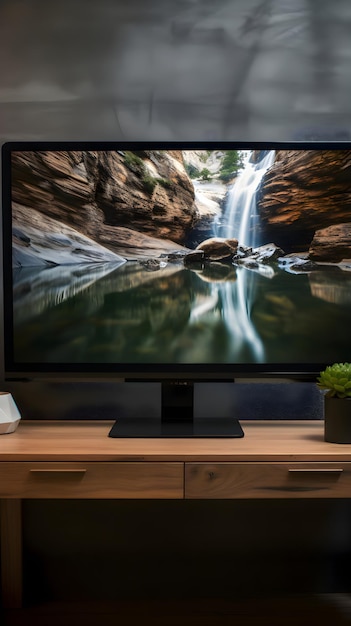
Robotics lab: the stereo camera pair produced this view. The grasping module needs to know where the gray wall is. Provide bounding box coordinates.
[1,0,350,144]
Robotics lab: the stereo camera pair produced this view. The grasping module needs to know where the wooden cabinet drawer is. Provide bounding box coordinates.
[0,462,184,499]
[185,463,351,499]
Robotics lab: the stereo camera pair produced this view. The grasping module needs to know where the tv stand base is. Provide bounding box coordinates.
[108,417,244,438]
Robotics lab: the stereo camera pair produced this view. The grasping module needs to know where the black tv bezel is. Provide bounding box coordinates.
[2,139,350,383]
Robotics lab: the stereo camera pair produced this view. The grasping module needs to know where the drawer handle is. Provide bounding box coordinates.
[30,469,87,475]
[288,469,343,474]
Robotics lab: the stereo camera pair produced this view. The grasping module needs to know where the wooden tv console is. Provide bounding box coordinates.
[1,419,351,609]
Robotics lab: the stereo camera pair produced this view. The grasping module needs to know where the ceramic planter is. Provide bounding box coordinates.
[0,392,21,434]
[324,396,351,443]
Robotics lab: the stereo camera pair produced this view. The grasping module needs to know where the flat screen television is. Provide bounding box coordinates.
[2,141,351,437]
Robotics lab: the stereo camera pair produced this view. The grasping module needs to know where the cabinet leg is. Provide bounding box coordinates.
[1,499,22,609]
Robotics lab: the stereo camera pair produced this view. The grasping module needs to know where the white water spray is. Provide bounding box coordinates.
[218,150,275,248]
[217,150,275,362]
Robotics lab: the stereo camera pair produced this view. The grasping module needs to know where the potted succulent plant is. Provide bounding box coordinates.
[317,362,351,443]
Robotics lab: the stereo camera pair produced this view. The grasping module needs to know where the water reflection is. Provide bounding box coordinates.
[13,261,125,324]
[13,261,351,366]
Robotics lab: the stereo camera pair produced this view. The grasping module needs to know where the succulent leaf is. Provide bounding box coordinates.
[317,363,351,399]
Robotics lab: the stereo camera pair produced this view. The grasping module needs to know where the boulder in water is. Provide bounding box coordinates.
[196,237,238,261]
[250,243,285,263]
[184,249,206,266]
[309,223,351,262]
[139,258,167,271]
[234,243,285,265]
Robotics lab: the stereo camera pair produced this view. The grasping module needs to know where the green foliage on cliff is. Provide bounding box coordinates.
[219,151,244,182]
[123,151,172,194]
[124,151,144,172]
[199,168,212,181]
[142,175,173,195]
[184,163,201,179]
[158,177,172,189]
[142,175,157,194]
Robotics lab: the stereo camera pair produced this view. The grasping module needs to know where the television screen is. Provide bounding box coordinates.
[2,142,351,379]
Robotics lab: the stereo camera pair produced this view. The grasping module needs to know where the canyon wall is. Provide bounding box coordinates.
[257,150,351,258]
[11,150,196,261]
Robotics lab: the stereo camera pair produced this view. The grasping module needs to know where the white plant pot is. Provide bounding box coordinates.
[0,393,21,434]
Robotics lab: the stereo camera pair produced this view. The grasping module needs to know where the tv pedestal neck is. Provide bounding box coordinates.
[109,381,244,438]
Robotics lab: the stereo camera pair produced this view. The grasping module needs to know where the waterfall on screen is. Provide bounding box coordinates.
[218,150,275,248]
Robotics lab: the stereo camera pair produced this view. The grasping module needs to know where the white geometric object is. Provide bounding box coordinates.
[0,393,21,434]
